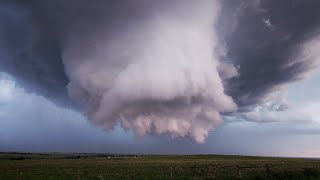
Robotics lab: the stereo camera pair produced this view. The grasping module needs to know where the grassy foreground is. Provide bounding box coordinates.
[0,153,320,180]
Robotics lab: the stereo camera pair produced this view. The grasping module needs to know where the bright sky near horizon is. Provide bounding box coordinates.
[1,71,320,157]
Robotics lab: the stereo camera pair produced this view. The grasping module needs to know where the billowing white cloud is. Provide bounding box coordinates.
[64,0,237,143]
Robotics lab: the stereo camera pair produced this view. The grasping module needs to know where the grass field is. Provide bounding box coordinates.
[1,153,320,179]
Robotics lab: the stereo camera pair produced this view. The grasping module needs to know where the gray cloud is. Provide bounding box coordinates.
[219,0,320,111]
[0,0,71,107]
[1,0,320,142]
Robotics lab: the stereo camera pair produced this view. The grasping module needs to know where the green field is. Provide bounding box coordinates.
[1,153,320,180]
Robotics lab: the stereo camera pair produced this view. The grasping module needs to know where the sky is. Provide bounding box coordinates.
[1,0,320,157]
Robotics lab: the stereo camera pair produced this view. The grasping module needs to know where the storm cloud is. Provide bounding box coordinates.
[219,0,320,110]
[1,0,320,143]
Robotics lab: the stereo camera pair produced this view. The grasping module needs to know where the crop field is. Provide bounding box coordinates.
[0,153,320,179]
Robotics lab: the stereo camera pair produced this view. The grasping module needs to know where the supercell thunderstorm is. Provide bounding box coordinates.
[1,0,320,143]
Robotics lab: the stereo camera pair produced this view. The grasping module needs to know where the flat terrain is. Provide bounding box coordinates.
[0,153,320,179]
